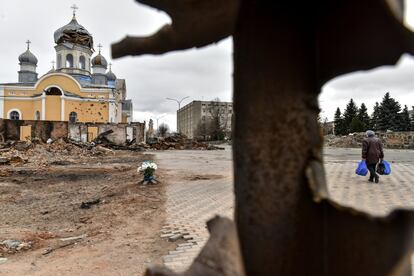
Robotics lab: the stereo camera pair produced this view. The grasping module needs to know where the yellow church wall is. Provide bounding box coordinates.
[35,74,111,98]
[4,90,39,97]
[4,99,41,120]
[45,96,61,121]
[65,100,109,123]
[4,73,112,99]
[33,101,42,116]
[35,75,81,95]
[2,73,114,123]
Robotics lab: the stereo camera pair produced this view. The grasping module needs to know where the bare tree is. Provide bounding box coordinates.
[206,98,230,140]
[158,123,169,138]
[195,120,210,141]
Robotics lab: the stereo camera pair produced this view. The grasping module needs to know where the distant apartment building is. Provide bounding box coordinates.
[177,100,233,138]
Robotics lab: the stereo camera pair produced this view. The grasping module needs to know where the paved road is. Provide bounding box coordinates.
[155,147,414,272]
[155,148,233,271]
[324,147,414,162]
[325,147,414,216]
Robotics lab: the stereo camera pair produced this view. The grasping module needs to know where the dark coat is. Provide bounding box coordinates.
[362,137,384,165]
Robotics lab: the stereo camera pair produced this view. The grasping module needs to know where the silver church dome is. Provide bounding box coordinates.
[92,53,108,68]
[18,49,38,65]
[106,70,117,81]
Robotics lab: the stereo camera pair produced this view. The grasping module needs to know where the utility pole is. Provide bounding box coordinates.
[166,96,189,133]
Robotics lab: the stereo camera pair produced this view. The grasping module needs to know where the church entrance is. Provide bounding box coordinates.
[45,87,62,121]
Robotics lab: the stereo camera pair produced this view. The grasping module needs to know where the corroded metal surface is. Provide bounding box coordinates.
[112,0,414,275]
[112,0,239,58]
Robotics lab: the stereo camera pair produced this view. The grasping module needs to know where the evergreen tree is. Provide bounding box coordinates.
[350,117,364,133]
[371,102,381,131]
[378,92,401,131]
[342,99,359,134]
[411,106,414,131]
[333,107,344,136]
[357,103,370,131]
[399,105,411,131]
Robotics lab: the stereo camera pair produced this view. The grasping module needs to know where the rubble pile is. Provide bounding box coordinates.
[0,134,225,167]
[0,240,32,254]
[324,135,361,148]
[0,138,113,167]
[85,129,145,151]
[92,131,224,151]
[148,135,224,150]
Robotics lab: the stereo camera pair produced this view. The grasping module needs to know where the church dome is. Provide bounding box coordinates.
[106,65,117,81]
[18,48,38,65]
[54,16,93,48]
[106,71,116,81]
[92,53,108,68]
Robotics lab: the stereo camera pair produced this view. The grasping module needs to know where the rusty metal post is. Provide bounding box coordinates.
[112,1,414,275]
[233,2,325,274]
[233,1,414,275]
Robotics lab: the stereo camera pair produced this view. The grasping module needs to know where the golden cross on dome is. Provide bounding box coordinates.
[97,43,103,53]
[109,63,112,70]
[71,4,79,17]
[51,60,55,69]
[26,40,31,50]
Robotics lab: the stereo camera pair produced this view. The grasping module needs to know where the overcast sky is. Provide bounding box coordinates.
[1,1,414,129]
[320,0,414,121]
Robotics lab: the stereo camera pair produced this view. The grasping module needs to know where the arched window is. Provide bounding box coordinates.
[66,54,74,68]
[9,111,20,120]
[46,87,62,96]
[79,56,86,69]
[69,112,78,123]
[35,111,40,120]
[57,54,62,68]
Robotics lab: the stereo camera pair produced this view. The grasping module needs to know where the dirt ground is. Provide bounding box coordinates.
[0,149,172,275]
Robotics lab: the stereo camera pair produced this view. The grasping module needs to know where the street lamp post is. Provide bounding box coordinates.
[166,96,189,133]
[155,114,166,134]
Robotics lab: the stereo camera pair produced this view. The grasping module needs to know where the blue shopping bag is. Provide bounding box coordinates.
[383,160,391,175]
[355,160,368,176]
[377,160,391,175]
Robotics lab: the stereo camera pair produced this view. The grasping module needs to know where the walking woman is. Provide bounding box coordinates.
[362,130,384,183]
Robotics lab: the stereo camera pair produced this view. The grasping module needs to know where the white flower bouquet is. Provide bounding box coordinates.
[137,161,158,182]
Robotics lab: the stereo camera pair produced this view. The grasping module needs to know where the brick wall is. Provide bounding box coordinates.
[0,119,68,142]
[0,119,145,145]
[68,122,145,144]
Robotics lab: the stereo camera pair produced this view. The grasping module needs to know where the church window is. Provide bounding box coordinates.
[79,56,86,69]
[35,111,40,120]
[9,111,20,120]
[66,54,74,68]
[46,87,62,96]
[57,54,62,68]
[69,112,78,123]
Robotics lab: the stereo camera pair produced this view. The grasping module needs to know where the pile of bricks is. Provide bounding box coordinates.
[148,135,224,151]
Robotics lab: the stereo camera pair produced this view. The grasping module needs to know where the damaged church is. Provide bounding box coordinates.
[0,6,133,124]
